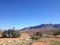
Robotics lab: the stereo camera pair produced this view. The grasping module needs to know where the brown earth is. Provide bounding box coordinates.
[0,33,30,44]
[0,33,60,45]
[32,38,60,45]
[32,42,47,45]
[45,38,60,42]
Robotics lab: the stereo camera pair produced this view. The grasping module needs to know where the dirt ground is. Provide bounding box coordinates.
[32,42,47,45]
[0,33,60,45]
[0,33,30,44]
[45,38,60,42]
[32,38,60,45]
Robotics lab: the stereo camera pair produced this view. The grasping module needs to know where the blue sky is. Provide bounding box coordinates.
[0,0,60,29]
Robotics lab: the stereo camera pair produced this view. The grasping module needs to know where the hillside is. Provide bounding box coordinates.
[20,24,60,34]
[21,24,60,30]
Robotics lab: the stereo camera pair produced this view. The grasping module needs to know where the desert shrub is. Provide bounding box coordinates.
[2,30,10,38]
[53,31,60,36]
[31,32,42,40]
[2,29,21,38]
[12,31,20,38]
[36,32,42,36]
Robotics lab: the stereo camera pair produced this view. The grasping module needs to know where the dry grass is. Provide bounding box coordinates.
[0,33,60,45]
[32,37,60,45]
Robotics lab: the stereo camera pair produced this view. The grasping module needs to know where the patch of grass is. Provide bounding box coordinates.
[50,40,60,45]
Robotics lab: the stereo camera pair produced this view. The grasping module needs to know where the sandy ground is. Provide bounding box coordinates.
[0,33,60,45]
[32,38,60,45]
[32,42,47,45]
[45,38,60,42]
[0,33,30,43]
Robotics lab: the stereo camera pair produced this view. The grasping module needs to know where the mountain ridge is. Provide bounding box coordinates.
[21,24,60,30]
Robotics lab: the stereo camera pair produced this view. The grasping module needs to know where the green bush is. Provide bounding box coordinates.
[12,31,20,38]
[31,32,42,40]
[36,32,42,36]
[2,29,21,38]
[53,31,60,36]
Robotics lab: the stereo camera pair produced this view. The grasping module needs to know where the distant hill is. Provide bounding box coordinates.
[21,24,60,31]
[20,24,60,34]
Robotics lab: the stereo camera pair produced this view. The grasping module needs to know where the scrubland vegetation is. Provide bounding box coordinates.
[0,29,60,45]
[1,28,21,38]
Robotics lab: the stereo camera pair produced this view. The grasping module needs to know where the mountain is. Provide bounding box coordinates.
[21,24,60,30]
